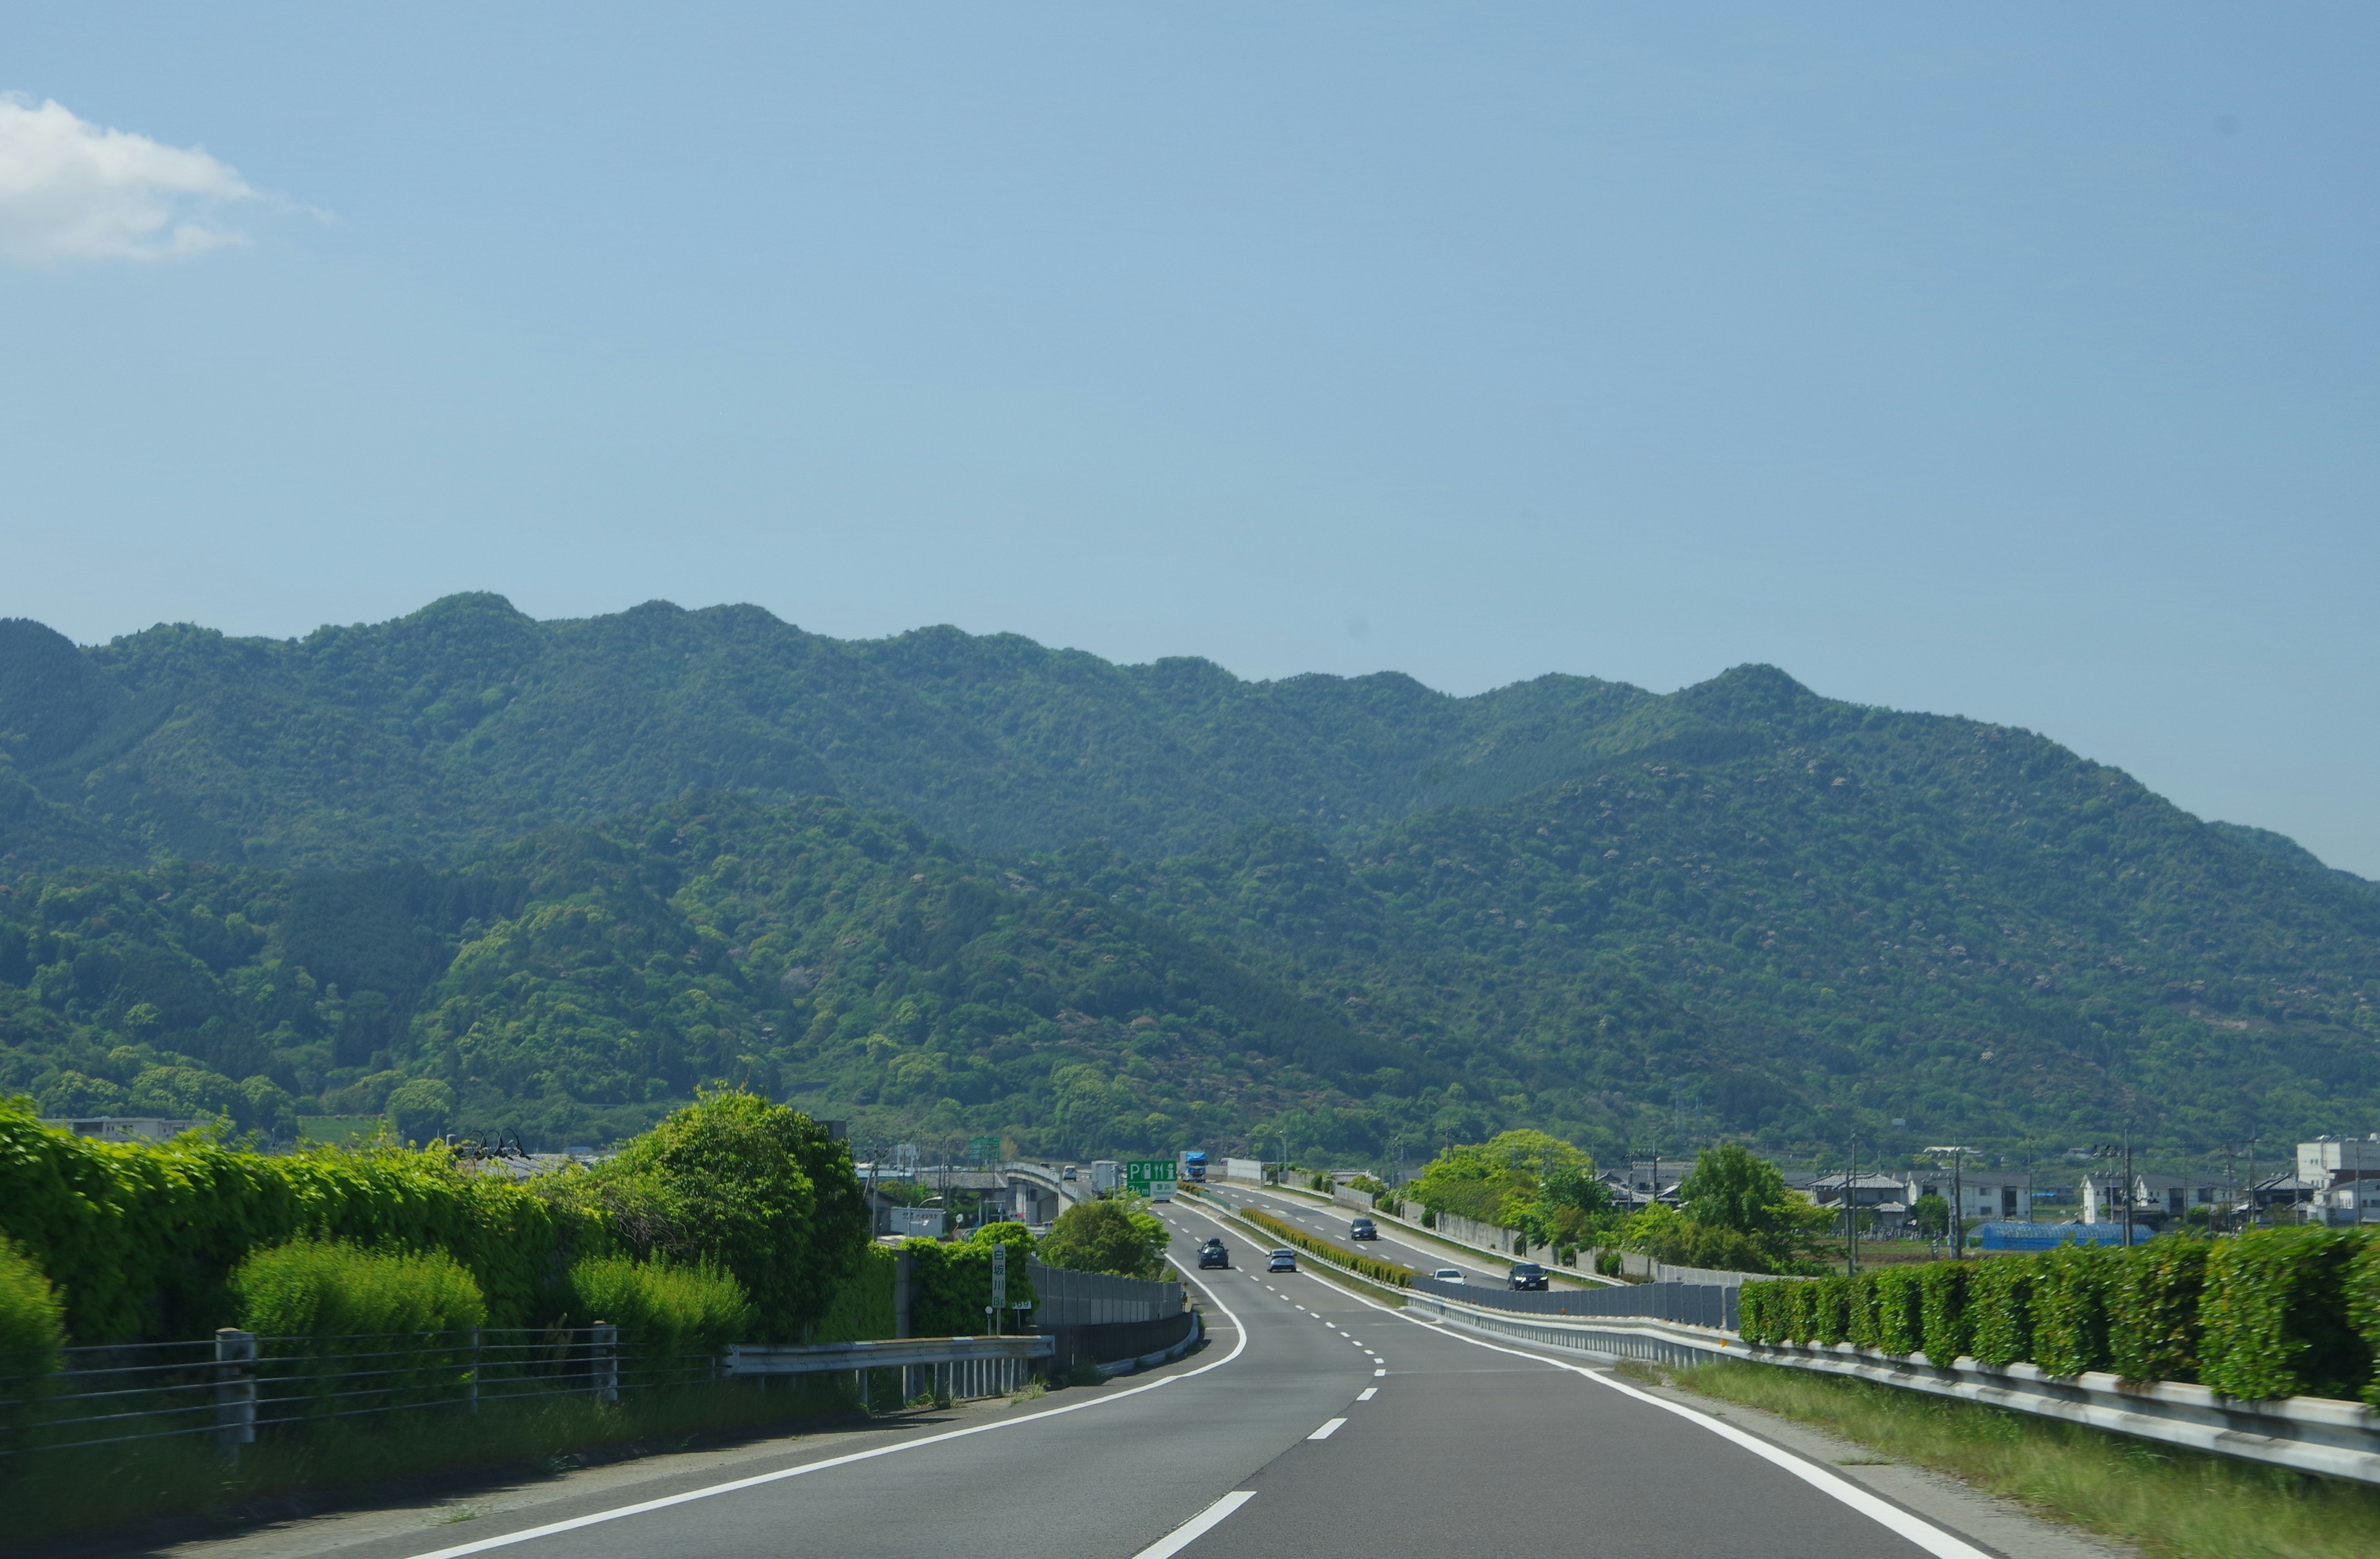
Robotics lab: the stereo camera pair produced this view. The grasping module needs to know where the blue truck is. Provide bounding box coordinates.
[1181,1149,1209,1183]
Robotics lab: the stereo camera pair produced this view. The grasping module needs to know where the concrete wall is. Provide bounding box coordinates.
[1332,1186,1376,1212]
[1427,1210,1522,1256]
[1223,1157,1266,1183]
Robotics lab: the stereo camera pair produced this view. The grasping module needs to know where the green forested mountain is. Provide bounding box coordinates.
[1,599,2374,1168]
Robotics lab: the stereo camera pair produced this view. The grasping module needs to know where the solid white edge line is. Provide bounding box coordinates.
[402,1243,1254,1559]
[1308,1417,1348,1440]
[1129,1490,1256,1559]
[1268,1231,1996,1559]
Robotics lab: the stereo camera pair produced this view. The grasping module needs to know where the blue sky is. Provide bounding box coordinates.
[4,6,2376,872]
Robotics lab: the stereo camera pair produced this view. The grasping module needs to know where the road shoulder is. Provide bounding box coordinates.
[1621,1366,2136,1559]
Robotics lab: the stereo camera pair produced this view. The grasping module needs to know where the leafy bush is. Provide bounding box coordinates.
[1967,1255,2036,1367]
[231,1238,488,1336]
[0,1236,65,1369]
[1781,1274,1817,1345]
[1038,1199,1169,1279]
[2030,1242,2112,1377]
[1844,1271,1882,1351]
[0,1102,594,1343]
[576,1092,868,1344]
[2107,1239,2209,1385]
[1871,1266,1924,1356]
[2200,1229,2366,1402]
[1735,1279,1783,1343]
[230,1239,487,1411]
[1809,1274,1853,1346]
[1918,1261,1970,1369]
[567,1256,752,1358]
[2350,1237,2380,1409]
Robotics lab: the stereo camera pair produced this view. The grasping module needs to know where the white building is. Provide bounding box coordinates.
[1903,1168,2032,1224]
[2296,1137,2380,1225]
[2079,1171,2226,1226]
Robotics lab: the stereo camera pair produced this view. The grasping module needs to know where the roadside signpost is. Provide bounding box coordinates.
[1126,1159,1178,1201]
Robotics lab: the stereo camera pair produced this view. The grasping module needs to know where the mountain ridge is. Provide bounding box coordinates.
[1,595,2373,1165]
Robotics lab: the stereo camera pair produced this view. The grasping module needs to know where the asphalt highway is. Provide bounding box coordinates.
[1191,1180,1590,1287]
[265,1199,1998,1559]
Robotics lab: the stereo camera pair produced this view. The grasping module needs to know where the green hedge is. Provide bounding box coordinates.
[1740,1229,2380,1405]
[1234,1205,1416,1288]
[904,1225,1038,1336]
[0,1103,602,1343]
[566,1255,752,1357]
[0,1237,65,1370]
[810,1243,898,1344]
[229,1238,488,1410]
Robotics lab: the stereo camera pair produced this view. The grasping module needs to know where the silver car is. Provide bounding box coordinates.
[1267,1248,1298,1273]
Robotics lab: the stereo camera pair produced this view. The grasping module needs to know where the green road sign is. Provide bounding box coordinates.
[1124,1159,1177,1193]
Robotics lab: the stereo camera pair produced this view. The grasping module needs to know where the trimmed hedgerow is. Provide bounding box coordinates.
[1735,1278,1782,1343]
[1872,1266,1926,1356]
[2349,1237,2380,1409]
[2031,1242,2112,1377]
[1967,1254,2035,1368]
[903,1224,1040,1337]
[1844,1271,1882,1351]
[1809,1274,1853,1346]
[1918,1261,1971,1369]
[1740,1232,2380,1404]
[2200,1229,2366,1402]
[2107,1237,2210,1385]
[1233,1205,1416,1289]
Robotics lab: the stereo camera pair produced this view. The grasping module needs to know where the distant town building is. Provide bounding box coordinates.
[2296,1136,2380,1225]
[1903,1168,2032,1224]
[2079,1170,2226,1227]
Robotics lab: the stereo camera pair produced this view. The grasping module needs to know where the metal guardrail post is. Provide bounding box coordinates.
[591,1323,619,1403]
[214,1328,257,1460]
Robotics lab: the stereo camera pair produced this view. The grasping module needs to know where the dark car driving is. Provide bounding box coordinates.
[1348,1217,1378,1240]
[1507,1261,1549,1291]
[1197,1238,1230,1269]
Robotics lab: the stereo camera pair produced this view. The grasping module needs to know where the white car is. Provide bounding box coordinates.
[1432,1267,1464,1283]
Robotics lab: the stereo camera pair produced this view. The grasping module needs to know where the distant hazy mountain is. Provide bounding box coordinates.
[1,596,2372,1165]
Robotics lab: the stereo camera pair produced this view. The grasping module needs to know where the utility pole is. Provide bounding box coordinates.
[1845,1136,1860,1278]
[1928,1146,1976,1260]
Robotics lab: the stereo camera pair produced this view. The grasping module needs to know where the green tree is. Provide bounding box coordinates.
[1677,1144,1828,1264]
[1911,1193,1950,1244]
[1036,1198,1170,1279]
[386,1078,457,1143]
[581,1091,868,1341]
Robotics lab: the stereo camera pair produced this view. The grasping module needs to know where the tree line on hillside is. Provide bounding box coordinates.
[4,599,2377,1166]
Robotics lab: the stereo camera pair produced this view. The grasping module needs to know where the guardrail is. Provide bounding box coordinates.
[726,1335,1052,1408]
[1408,1287,2380,1486]
[0,1325,712,1464]
[1409,1276,1736,1329]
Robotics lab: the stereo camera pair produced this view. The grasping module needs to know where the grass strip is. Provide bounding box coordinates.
[6,1375,854,1545]
[1659,1357,2380,1559]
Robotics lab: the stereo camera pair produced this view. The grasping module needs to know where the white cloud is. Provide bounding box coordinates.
[0,94,262,264]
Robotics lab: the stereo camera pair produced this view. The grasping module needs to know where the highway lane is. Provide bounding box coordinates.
[264,1206,1976,1559]
[1192,1180,1576,1287]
